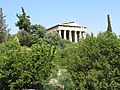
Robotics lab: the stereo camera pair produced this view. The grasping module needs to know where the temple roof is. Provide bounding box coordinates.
[59,21,80,27]
[47,21,87,30]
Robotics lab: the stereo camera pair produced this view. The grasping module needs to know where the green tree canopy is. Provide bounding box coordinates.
[17,30,32,47]
[16,7,31,32]
[43,32,67,48]
[30,24,46,38]
[54,32,120,90]
[0,39,56,89]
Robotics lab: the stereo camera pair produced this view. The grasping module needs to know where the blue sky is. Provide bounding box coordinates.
[0,0,120,35]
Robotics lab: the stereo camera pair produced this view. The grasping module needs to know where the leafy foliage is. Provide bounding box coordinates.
[1,8,120,90]
[0,39,56,90]
[43,32,67,48]
[17,30,32,47]
[55,32,120,90]
[15,7,47,47]
[30,24,46,38]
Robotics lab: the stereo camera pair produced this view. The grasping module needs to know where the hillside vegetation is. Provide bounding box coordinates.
[0,7,120,90]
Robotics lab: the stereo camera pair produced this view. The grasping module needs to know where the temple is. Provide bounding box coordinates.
[47,21,87,43]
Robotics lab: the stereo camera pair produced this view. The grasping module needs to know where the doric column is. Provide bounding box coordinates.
[69,31,72,42]
[64,30,66,39]
[84,32,86,39]
[75,31,77,43]
[59,30,61,37]
[77,31,79,41]
[81,32,84,38]
[79,31,81,39]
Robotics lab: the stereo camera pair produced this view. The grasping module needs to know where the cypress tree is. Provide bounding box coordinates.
[0,8,10,43]
[107,14,112,33]
[16,7,31,32]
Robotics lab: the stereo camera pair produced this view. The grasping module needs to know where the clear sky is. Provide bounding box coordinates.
[0,0,120,35]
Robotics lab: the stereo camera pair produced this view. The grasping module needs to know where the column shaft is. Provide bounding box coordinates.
[75,31,77,43]
[59,30,61,37]
[78,31,80,41]
[79,31,81,39]
[64,30,66,39]
[69,31,72,42]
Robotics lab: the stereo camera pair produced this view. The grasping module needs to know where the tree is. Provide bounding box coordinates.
[0,38,56,89]
[0,8,10,43]
[44,69,74,90]
[54,32,120,89]
[28,24,47,45]
[15,7,47,46]
[17,30,32,47]
[43,32,67,48]
[0,39,21,90]
[30,24,46,38]
[107,14,112,33]
[16,7,31,32]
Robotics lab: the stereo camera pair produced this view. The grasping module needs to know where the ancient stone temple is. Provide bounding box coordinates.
[47,21,87,43]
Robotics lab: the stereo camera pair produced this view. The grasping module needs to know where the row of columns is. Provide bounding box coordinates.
[58,30,85,43]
